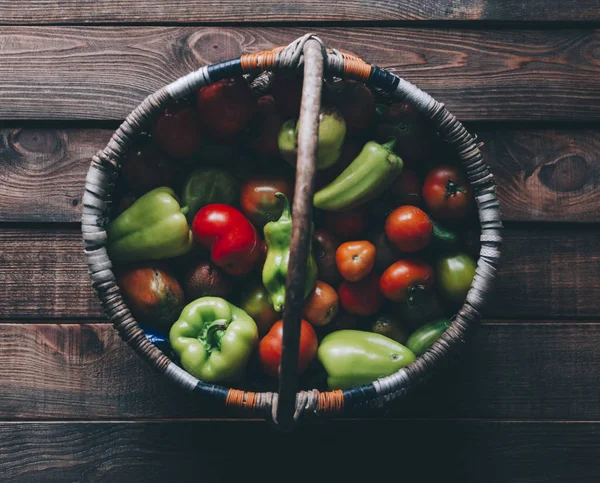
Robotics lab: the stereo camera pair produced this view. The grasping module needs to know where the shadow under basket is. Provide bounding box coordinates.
[81,33,502,431]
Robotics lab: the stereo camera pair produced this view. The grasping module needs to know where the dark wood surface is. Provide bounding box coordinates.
[1,2,599,481]
[1,0,599,23]
[1,27,599,121]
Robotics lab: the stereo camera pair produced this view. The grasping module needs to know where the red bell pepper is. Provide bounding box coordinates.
[192,204,260,276]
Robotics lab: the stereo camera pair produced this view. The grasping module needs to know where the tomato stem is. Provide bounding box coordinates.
[445,179,467,198]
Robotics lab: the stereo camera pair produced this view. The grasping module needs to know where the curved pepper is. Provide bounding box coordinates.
[107,187,193,262]
[318,329,416,389]
[406,319,450,356]
[169,297,258,383]
[313,139,403,211]
[262,193,317,312]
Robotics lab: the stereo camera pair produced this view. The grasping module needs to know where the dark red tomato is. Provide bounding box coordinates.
[328,80,376,135]
[259,319,318,377]
[122,133,174,196]
[152,102,204,159]
[315,141,362,190]
[271,73,303,118]
[380,259,434,303]
[197,76,257,140]
[325,206,369,239]
[240,176,294,227]
[338,272,383,316]
[251,95,284,159]
[385,206,433,252]
[374,102,436,165]
[422,165,473,220]
[390,168,422,207]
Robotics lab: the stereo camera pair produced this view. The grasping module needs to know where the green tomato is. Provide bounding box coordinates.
[406,319,450,356]
[239,284,279,337]
[437,252,476,303]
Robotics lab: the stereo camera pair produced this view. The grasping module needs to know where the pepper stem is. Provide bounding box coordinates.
[382,138,397,152]
[201,319,229,353]
[275,192,291,221]
[180,205,190,216]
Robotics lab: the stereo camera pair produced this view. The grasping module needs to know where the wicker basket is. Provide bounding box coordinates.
[82,34,502,430]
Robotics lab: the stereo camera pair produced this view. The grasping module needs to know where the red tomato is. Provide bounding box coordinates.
[152,102,204,159]
[335,240,376,282]
[197,76,257,140]
[338,272,383,316]
[259,319,318,378]
[251,95,284,159]
[325,206,369,239]
[422,165,473,219]
[240,176,294,227]
[380,259,434,303]
[192,204,260,276]
[385,206,433,252]
[390,169,422,207]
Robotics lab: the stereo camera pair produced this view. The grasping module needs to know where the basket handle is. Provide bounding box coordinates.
[276,37,324,431]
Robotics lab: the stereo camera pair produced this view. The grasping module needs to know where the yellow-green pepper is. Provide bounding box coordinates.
[262,193,317,312]
[107,187,193,262]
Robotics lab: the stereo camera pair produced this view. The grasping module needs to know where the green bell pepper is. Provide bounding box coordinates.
[181,167,239,223]
[169,297,258,383]
[318,330,416,389]
[262,192,317,312]
[107,187,193,262]
[406,319,450,356]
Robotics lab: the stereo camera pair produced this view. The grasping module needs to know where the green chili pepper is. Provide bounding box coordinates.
[262,193,318,312]
[406,319,450,356]
[313,139,403,211]
[107,187,193,262]
[169,297,258,383]
[318,330,416,389]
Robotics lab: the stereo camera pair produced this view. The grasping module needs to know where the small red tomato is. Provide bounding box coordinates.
[302,281,339,327]
[197,76,257,140]
[390,168,422,207]
[422,165,473,219]
[313,230,342,285]
[259,319,318,378]
[251,95,284,159]
[152,102,204,159]
[192,204,260,276]
[385,206,433,252]
[240,176,294,227]
[380,259,434,303]
[338,272,383,316]
[271,73,303,118]
[336,240,376,282]
[325,206,369,239]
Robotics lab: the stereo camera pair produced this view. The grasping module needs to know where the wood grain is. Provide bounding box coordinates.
[2,127,599,223]
[1,0,599,23]
[0,420,599,482]
[1,226,598,319]
[0,322,599,420]
[1,27,599,121]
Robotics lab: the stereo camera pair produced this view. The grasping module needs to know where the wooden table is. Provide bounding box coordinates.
[1,2,599,481]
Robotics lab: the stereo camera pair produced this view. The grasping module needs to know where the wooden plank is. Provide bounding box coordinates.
[0,27,599,121]
[0,322,598,420]
[0,420,598,482]
[1,0,599,24]
[2,127,599,223]
[1,226,597,319]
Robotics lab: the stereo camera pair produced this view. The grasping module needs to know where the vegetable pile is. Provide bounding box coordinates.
[109,73,480,391]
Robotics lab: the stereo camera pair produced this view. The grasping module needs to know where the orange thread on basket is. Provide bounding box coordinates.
[225,389,245,407]
[318,390,344,413]
[241,46,285,73]
[342,54,372,83]
[245,391,258,410]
